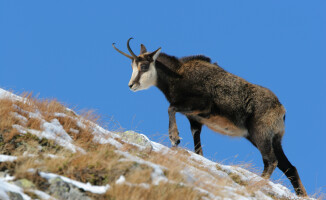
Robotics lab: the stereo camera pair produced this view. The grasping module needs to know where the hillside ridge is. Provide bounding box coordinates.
[0,88,315,200]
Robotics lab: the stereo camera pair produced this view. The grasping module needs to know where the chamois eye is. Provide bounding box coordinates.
[140,64,149,71]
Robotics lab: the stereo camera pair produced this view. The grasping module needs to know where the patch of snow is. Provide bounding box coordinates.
[42,119,73,142]
[39,171,110,194]
[28,111,42,119]
[22,152,37,157]
[31,189,57,200]
[12,123,85,154]
[53,112,67,118]
[93,135,123,149]
[45,154,62,159]
[0,177,31,200]
[0,175,15,181]
[88,122,120,139]
[253,191,273,200]
[188,151,230,179]
[116,150,168,185]
[0,88,23,101]
[12,112,28,125]
[151,141,171,154]
[12,124,27,134]
[76,120,87,129]
[0,155,17,162]
[115,175,150,189]
[69,128,79,134]
[115,175,126,184]
[263,181,294,199]
[12,105,41,119]
[0,88,313,200]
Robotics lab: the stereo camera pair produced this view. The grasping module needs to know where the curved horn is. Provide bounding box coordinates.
[127,37,137,59]
[112,43,133,59]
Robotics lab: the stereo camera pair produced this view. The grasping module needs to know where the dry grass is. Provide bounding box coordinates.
[100,182,205,200]
[0,92,99,153]
[0,99,21,136]
[137,148,231,198]
[1,91,316,200]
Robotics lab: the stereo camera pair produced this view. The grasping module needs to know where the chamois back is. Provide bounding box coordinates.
[179,55,212,63]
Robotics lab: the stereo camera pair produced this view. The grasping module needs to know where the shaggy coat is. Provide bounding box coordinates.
[112,39,307,196]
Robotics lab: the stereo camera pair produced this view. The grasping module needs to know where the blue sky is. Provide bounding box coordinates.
[1,0,325,195]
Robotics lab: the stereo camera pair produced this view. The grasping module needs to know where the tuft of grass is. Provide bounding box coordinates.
[0,99,20,134]
[228,172,248,186]
[99,182,206,200]
[26,117,42,130]
[1,90,317,200]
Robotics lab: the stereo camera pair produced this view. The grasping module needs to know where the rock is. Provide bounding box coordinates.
[8,191,24,200]
[49,177,91,200]
[14,178,36,189]
[119,131,153,150]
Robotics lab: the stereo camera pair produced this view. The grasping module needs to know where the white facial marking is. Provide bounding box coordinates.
[128,49,161,92]
[129,60,139,90]
[128,61,157,92]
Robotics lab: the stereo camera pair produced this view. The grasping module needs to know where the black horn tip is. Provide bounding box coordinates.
[127,37,137,58]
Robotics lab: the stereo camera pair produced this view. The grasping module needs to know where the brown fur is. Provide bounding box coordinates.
[113,40,307,196]
[195,115,248,137]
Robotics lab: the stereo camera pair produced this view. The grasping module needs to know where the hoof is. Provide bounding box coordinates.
[171,139,180,147]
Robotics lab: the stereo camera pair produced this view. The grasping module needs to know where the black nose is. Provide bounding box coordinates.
[129,84,133,88]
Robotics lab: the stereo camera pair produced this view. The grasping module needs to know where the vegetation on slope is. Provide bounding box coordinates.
[0,90,319,200]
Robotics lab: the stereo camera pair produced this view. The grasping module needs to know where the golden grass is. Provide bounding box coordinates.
[0,90,318,200]
[0,99,20,133]
[101,182,205,200]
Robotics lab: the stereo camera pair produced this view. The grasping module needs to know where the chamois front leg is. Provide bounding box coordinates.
[168,101,209,148]
[168,106,180,147]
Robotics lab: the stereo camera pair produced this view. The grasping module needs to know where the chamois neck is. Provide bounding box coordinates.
[156,53,181,70]
[154,53,181,99]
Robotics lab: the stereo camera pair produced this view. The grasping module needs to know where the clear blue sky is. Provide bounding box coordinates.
[1,0,325,196]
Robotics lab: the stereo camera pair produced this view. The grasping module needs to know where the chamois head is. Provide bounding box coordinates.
[112,38,161,91]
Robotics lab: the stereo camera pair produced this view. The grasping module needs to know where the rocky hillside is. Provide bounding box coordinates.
[0,88,315,200]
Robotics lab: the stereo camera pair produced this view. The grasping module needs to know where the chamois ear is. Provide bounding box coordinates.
[140,44,147,54]
[150,47,161,61]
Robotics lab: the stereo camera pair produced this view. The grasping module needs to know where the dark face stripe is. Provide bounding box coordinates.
[131,53,154,85]
[133,70,143,85]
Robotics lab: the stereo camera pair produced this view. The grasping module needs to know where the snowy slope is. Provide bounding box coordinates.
[0,88,315,200]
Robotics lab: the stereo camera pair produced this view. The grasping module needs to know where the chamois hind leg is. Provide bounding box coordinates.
[187,117,203,155]
[247,133,278,179]
[272,134,307,196]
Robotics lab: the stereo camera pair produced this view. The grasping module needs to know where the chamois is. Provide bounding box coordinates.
[112,38,307,196]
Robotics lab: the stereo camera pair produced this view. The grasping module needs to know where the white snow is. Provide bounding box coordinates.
[115,175,150,189]
[0,88,24,102]
[42,119,73,142]
[12,123,85,154]
[151,141,171,154]
[0,155,17,162]
[115,175,126,184]
[0,177,31,200]
[12,112,28,125]
[93,135,123,149]
[39,171,110,194]
[69,128,79,134]
[116,150,168,185]
[53,112,67,118]
[0,88,314,200]
[31,190,56,200]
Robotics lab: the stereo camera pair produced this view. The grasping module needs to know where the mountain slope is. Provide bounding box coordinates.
[0,88,315,200]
